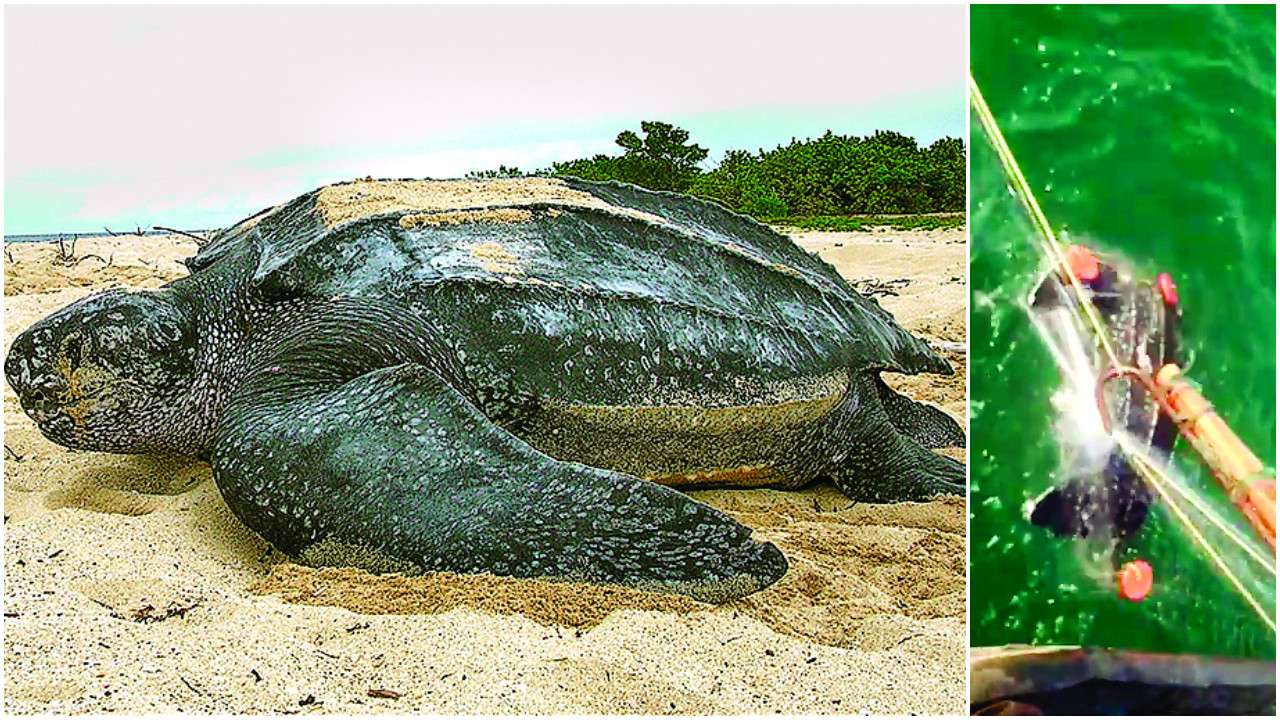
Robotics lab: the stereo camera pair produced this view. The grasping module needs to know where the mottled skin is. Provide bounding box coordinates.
[5,178,964,602]
[1028,260,1177,540]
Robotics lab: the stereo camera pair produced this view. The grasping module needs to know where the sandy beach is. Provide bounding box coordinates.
[3,228,967,714]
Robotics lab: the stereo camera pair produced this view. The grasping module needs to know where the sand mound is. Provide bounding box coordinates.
[243,487,966,651]
[709,488,965,650]
[312,177,677,232]
[252,564,703,629]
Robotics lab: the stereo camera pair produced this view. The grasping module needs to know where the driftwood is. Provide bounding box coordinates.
[102,225,149,238]
[853,277,910,298]
[154,226,211,247]
[53,235,110,267]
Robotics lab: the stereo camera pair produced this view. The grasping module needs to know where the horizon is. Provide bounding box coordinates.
[5,5,965,235]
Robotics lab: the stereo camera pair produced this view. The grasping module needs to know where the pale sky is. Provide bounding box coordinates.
[5,5,965,234]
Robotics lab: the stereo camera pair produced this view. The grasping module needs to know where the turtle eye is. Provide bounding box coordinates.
[143,317,186,351]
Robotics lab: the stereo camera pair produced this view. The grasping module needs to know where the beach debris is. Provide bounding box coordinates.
[853,277,910,297]
[52,234,110,268]
[893,632,926,648]
[4,444,25,462]
[130,600,200,623]
[102,226,140,238]
[367,688,402,700]
[102,224,151,239]
[88,590,202,624]
[154,225,212,247]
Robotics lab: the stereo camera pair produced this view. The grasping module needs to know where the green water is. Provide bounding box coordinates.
[970,4,1276,659]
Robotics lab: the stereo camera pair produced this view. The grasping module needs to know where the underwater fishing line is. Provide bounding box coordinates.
[1128,440,1275,576]
[968,76,1123,370]
[969,75,1276,632]
[1126,449,1275,631]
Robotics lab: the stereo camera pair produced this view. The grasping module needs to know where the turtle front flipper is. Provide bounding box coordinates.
[873,375,966,449]
[210,363,786,602]
[829,374,965,502]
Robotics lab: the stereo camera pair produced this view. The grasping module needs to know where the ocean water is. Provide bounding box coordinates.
[970,4,1276,659]
[3,230,199,244]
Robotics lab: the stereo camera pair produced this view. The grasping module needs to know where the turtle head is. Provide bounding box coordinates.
[5,287,199,453]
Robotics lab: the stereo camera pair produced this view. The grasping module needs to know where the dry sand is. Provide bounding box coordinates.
[3,228,967,714]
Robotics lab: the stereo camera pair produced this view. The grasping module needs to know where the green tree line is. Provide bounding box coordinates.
[468,121,965,219]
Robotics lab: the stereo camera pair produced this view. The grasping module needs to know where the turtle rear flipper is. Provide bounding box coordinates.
[873,375,965,449]
[829,374,965,502]
[211,362,786,602]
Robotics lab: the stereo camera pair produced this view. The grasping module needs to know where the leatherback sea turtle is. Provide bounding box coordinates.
[5,178,964,602]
